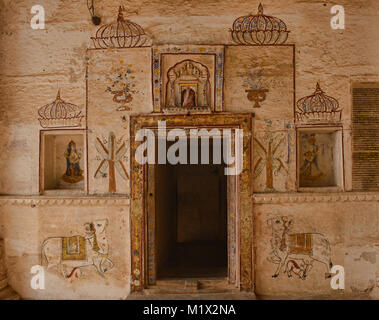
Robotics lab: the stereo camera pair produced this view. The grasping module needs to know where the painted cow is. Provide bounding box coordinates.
[41,219,114,279]
[267,214,332,279]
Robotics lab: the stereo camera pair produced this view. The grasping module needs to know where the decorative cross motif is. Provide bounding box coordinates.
[94,132,129,193]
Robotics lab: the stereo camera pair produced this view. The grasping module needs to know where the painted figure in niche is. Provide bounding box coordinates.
[41,219,114,280]
[165,60,210,108]
[253,131,288,191]
[300,134,323,180]
[266,213,333,280]
[61,140,84,184]
[181,87,196,107]
[105,60,137,111]
[94,132,129,193]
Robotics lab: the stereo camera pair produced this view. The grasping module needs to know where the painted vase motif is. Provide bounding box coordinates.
[245,89,269,108]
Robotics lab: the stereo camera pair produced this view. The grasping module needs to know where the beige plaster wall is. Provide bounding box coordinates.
[254,195,379,296]
[0,0,378,194]
[0,199,130,299]
[0,0,378,299]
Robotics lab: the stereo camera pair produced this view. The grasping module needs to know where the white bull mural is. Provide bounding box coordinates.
[41,218,114,280]
[267,214,333,279]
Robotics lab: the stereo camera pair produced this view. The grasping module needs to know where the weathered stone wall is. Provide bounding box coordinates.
[254,193,379,296]
[0,198,130,299]
[0,0,378,299]
[0,0,378,194]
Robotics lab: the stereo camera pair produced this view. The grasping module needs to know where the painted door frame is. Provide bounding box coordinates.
[129,113,253,291]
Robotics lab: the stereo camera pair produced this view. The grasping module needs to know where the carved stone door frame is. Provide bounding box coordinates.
[130,113,253,292]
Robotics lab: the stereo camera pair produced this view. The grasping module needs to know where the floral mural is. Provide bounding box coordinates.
[105,60,138,111]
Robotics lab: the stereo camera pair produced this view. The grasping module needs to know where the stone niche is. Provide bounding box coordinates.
[164,59,212,111]
[155,47,223,113]
[297,127,344,191]
[40,130,87,194]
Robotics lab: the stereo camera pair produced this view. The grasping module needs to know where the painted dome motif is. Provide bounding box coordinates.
[296,83,341,123]
[230,3,289,45]
[91,6,150,48]
[38,90,83,128]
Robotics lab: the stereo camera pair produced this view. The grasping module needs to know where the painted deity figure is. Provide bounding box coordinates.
[181,87,196,107]
[62,140,84,184]
[300,134,323,180]
[165,60,211,109]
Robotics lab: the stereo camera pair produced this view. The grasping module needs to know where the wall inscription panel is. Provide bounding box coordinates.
[352,82,379,191]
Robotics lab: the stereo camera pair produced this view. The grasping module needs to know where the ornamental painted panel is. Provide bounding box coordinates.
[87,48,150,194]
[224,45,294,120]
[266,213,333,280]
[152,45,224,112]
[254,205,341,296]
[297,127,344,190]
[87,47,152,116]
[41,218,114,281]
[253,120,296,193]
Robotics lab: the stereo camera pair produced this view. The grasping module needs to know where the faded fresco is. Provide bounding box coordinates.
[298,131,340,188]
[94,132,129,193]
[0,0,378,300]
[37,91,84,128]
[41,219,114,281]
[266,213,333,280]
[253,120,293,192]
[61,140,84,184]
[254,131,288,191]
[153,45,224,112]
[87,48,152,115]
[105,61,138,111]
[87,48,150,195]
[224,46,294,118]
[42,132,85,192]
[165,59,211,110]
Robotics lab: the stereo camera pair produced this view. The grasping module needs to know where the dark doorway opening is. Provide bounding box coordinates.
[154,141,228,279]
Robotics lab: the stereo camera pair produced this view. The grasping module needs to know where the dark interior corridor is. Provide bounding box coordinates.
[155,159,228,279]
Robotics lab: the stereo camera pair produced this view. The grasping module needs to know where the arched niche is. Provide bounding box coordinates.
[165,59,211,109]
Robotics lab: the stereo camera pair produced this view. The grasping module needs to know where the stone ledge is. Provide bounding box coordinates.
[253,192,379,204]
[0,196,130,206]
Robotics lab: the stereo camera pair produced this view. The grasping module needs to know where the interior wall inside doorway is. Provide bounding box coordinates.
[154,159,228,278]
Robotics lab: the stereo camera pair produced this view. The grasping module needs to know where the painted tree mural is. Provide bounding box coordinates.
[94,132,129,193]
[253,132,288,190]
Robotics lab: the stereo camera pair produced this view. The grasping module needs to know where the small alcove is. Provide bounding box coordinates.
[297,127,344,192]
[40,130,87,195]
